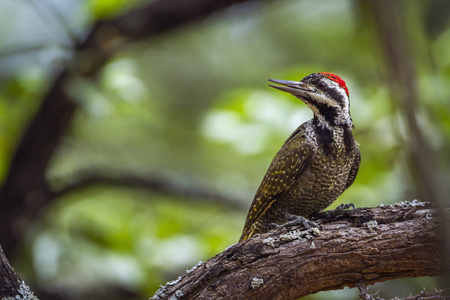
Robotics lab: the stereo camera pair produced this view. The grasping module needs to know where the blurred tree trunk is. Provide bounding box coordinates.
[362,0,450,277]
[0,0,256,298]
[0,0,253,260]
[0,70,75,259]
[363,0,445,215]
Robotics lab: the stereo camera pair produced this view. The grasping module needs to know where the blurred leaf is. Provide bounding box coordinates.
[88,0,143,19]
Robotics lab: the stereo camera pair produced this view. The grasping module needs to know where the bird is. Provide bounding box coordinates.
[239,72,360,242]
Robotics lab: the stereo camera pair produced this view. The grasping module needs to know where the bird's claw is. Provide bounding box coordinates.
[268,215,319,231]
[268,223,279,230]
[322,203,355,217]
[336,203,355,212]
[285,215,319,229]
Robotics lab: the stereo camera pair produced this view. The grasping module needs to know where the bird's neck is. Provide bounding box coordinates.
[313,113,352,131]
[313,110,353,130]
[313,116,354,154]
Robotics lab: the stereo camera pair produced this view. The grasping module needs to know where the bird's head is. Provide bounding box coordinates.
[269,72,353,129]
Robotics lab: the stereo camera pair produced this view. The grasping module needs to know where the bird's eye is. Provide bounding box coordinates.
[318,82,326,90]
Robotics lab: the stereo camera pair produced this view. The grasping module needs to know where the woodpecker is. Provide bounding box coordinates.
[239,72,360,242]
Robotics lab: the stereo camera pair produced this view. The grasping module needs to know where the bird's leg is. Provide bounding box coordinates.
[321,203,355,217]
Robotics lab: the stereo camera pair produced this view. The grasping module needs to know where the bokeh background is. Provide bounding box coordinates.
[0,0,449,299]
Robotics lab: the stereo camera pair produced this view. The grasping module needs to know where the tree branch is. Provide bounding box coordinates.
[49,171,246,210]
[0,245,38,299]
[151,202,448,300]
[358,283,450,300]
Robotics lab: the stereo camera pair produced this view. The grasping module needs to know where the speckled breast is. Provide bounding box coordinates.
[284,147,356,217]
[263,133,358,226]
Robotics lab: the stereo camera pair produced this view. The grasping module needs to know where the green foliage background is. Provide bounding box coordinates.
[0,0,449,299]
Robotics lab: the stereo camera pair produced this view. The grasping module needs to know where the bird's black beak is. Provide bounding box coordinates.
[268,79,312,96]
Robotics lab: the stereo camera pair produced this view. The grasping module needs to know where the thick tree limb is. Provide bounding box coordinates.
[152,202,448,300]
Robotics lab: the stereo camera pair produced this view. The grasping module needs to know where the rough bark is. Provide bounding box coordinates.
[152,202,448,300]
[0,245,37,299]
[0,245,21,298]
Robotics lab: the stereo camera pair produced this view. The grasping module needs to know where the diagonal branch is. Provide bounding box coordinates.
[151,202,448,300]
[0,245,38,299]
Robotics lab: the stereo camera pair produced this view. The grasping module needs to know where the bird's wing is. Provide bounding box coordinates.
[344,146,360,190]
[240,126,313,241]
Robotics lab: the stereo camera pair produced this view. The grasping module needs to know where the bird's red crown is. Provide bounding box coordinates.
[319,72,349,97]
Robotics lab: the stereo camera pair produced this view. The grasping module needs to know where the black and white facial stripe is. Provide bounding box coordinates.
[296,74,352,129]
[268,73,353,129]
